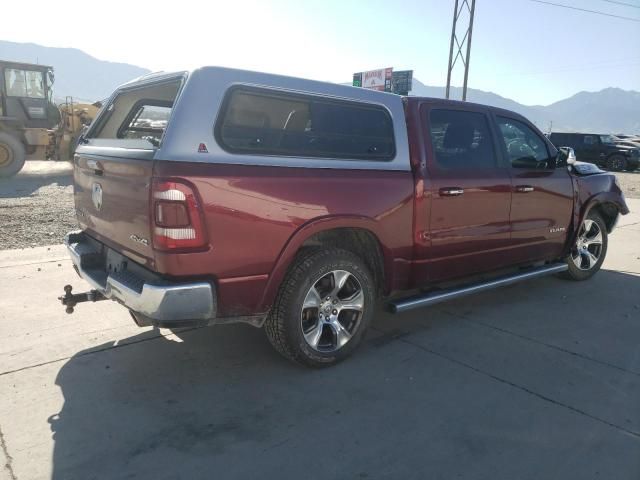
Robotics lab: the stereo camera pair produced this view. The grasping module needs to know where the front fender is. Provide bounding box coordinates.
[566,176,629,255]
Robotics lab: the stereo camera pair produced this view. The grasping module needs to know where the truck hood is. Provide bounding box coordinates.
[569,161,607,176]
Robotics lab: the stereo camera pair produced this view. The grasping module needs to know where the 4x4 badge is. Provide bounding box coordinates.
[198,143,208,153]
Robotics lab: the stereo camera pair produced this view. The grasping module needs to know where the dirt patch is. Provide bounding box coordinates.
[615,171,640,199]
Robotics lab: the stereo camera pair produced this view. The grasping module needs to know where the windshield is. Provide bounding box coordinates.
[599,135,616,144]
[4,69,45,98]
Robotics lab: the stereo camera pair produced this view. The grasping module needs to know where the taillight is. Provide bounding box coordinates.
[151,179,207,251]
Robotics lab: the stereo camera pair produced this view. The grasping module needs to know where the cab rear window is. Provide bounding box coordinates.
[215,87,395,161]
[117,102,172,147]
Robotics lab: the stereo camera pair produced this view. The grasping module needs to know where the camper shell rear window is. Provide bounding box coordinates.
[215,86,395,161]
[88,79,182,148]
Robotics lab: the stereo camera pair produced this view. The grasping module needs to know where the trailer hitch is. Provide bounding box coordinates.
[58,285,107,314]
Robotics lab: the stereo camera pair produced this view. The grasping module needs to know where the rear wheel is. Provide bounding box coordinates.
[0,131,26,178]
[562,211,607,281]
[264,248,375,367]
[606,154,626,172]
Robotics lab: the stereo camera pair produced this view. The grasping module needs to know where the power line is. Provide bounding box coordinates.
[598,0,640,9]
[529,0,640,22]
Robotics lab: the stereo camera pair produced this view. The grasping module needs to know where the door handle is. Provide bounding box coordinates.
[515,185,534,193]
[439,187,464,197]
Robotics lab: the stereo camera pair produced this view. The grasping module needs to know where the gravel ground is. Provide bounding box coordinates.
[0,161,639,250]
[0,161,77,250]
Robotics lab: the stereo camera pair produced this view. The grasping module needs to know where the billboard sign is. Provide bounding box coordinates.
[353,68,413,95]
[353,67,393,92]
[392,70,413,96]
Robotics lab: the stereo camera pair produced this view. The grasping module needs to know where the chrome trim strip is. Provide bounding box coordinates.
[389,263,569,313]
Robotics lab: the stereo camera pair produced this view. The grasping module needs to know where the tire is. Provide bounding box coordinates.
[0,131,26,178]
[264,248,376,367]
[561,211,608,281]
[605,154,627,172]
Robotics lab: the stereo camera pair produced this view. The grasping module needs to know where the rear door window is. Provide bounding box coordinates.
[215,87,395,161]
[566,135,580,149]
[550,133,567,146]
[428,109,496,169]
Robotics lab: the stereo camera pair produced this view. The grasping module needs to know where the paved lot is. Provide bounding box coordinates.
[1,203,639,479]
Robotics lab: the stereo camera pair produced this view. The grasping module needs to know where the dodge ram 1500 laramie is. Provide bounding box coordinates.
[60,67,629,367]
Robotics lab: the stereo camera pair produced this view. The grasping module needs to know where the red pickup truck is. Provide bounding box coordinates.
[60,67,628,367]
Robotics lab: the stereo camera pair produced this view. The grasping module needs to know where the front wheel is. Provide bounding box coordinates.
[0,131,26,178]
[264,248,375,367]
[562,212,608,281]
[606,154,627,172]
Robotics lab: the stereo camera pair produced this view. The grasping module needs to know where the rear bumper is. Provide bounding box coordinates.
[65,231,216,327]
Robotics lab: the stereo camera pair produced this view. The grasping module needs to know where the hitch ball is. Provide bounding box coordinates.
[60,285,76,314]
[58,284,106,314]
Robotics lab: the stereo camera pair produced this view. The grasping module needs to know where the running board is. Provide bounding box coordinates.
[389,263,568,314]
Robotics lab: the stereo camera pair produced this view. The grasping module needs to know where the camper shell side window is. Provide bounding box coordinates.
[214,86,396,161]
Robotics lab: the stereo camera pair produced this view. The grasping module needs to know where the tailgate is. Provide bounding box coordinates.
[74,151,155,265]
[73,73,185,267]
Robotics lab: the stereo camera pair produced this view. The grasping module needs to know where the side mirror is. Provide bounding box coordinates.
[77,125,89,146]
[556,147,576,168]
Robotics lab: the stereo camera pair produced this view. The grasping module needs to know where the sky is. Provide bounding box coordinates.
[2,0,639,105]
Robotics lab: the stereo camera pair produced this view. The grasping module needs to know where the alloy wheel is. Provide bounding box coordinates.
[300,270,365,352]
[570,219,603,271]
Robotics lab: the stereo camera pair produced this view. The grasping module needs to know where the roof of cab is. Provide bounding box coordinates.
[0,60,53,70]
[405,95,529,121]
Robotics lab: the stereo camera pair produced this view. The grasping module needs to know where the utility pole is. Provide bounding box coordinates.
[445,0,476,101]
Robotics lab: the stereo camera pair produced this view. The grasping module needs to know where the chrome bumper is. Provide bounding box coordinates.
[64,232,216,325]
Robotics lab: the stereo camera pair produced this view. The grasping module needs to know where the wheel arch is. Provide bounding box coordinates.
[589,201,623,232]
[257,216,391,313]
[566,192,627,255]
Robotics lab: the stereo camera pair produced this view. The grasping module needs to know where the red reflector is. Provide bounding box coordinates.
[151,179,207,251]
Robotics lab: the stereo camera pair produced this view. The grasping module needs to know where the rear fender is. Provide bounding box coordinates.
[256,216,391,313]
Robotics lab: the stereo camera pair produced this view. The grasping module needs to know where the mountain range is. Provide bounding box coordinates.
[0,40,150,104]
[1,40,638,133]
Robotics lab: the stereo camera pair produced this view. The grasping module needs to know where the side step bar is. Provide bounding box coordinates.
[389,263,568,314]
